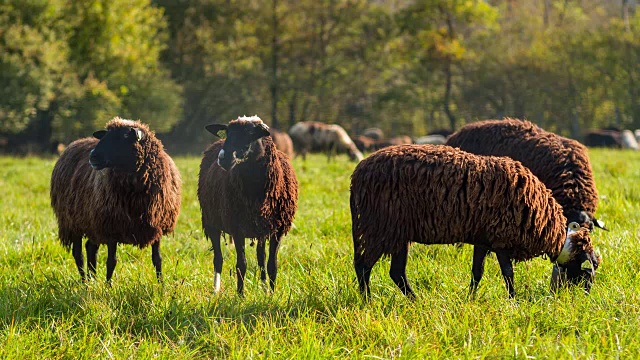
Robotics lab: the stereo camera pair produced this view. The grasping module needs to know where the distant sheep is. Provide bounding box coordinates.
[198,116,298,295]
[350,145,600,299]
[270,128,295,158]
[583,129,623,148]
[362,127,384,141]
[446,119,605,231]
[50,117,182,282]
[373,135,413,150]
[288,121,363,162]
[620,130,639,150]
[353,135,377,153]
[414,134,447,145]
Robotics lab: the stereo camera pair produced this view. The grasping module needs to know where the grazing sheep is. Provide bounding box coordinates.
[270,128,295,158]
[583,129,623,148]
[288,121,363,162]
[414,134,447,145]
[50,117,182,282]
[198,116,298,295]
[351,145,600,299]
[373,135,413,150]
[446,119,605,231]
[635,129,640,145]
[620,130,639,150]
[362,127,384,141]
[353,135,377,153]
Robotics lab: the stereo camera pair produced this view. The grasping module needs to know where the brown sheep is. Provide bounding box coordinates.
[353,135,377,153]
[350,145,600,299]
[446,118,605,231]
[362,127,384,141]
[269,128,295,158]
[373,135,413,150]
[198,116,298,295]
[288,121,364,162]
[50,117,181,282]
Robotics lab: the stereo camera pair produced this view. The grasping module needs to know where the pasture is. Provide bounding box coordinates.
[0,150,639,358]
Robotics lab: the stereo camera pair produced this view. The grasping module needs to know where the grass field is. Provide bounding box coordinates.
[0,149,639,358]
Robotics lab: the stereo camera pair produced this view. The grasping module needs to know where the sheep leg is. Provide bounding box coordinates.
[267,235,282,291]
[353,244,377,299]
[257,239,267,287]
[208,229,223,293]
[106,241,118,284]
[496,250,515,298]
[234,236,247,296]
[72,237,85,281]
[151,242,162,282]
[389,244,416,300]
[469,245,491,295]
[85,241,99,280]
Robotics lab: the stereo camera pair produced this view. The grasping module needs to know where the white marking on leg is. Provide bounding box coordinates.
[214,273,221,292]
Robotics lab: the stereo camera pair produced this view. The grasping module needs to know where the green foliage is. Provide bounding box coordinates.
[4,0,640,148]
[0,150,639,357]
[0,0,180,144]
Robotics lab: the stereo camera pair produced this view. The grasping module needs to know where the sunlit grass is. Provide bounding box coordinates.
[0,149,638,358]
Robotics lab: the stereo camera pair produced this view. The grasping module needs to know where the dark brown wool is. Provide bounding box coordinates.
[198,125,298,244]
[270,129,295,159]
[350,145,568,267]
[446,118,599,226]
[50,118,182,249]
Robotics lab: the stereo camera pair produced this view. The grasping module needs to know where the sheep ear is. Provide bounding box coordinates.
[250,123,270,141]
[93,130,107,139]
[133,128,144,142]
[593,218,608,231]
[205,124,228,138]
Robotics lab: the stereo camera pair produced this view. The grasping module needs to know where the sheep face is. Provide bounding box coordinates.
[206,121,270,171]
[554,224,600,293]
[566,210,607,231]
[89,126,144,172]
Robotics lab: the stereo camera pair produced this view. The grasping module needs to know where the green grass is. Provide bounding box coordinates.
[0,149,639,358]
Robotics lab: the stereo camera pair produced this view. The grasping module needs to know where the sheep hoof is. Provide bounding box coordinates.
[214,273,221,293]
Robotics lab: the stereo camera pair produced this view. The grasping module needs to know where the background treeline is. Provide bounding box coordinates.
[1,0,639,153]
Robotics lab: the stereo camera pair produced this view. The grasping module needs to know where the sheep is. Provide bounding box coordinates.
[583,129,623,148]
[446,118,606,231]
[414,134,447,145]
[269,128,295,158]
[353,135,377,153]
[198,116,298,295]
[351,145,600,299]
[50,117,181,282]
[373,135,413,150]
[288,121,364,162]
[620,130,639,150]
[362,127,384,141]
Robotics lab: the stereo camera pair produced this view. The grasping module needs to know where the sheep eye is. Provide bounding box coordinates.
[568,222,580,231]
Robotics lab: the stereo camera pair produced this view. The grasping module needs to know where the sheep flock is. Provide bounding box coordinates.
[45,115,612,301]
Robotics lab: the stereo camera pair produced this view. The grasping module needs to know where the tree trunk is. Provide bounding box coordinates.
[270,0,279,129]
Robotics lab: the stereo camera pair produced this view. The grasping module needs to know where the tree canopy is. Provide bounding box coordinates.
[1,0,639,152]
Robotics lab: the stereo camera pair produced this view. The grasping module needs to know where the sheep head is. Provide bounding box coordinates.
[566,209,608,231]
[552,222,601,293]
[89,118,146,172]
[206,116,271,171]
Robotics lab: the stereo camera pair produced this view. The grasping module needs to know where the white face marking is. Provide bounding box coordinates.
[556,235,573,265]
[217,149,225,166]
[214,273,221,292]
